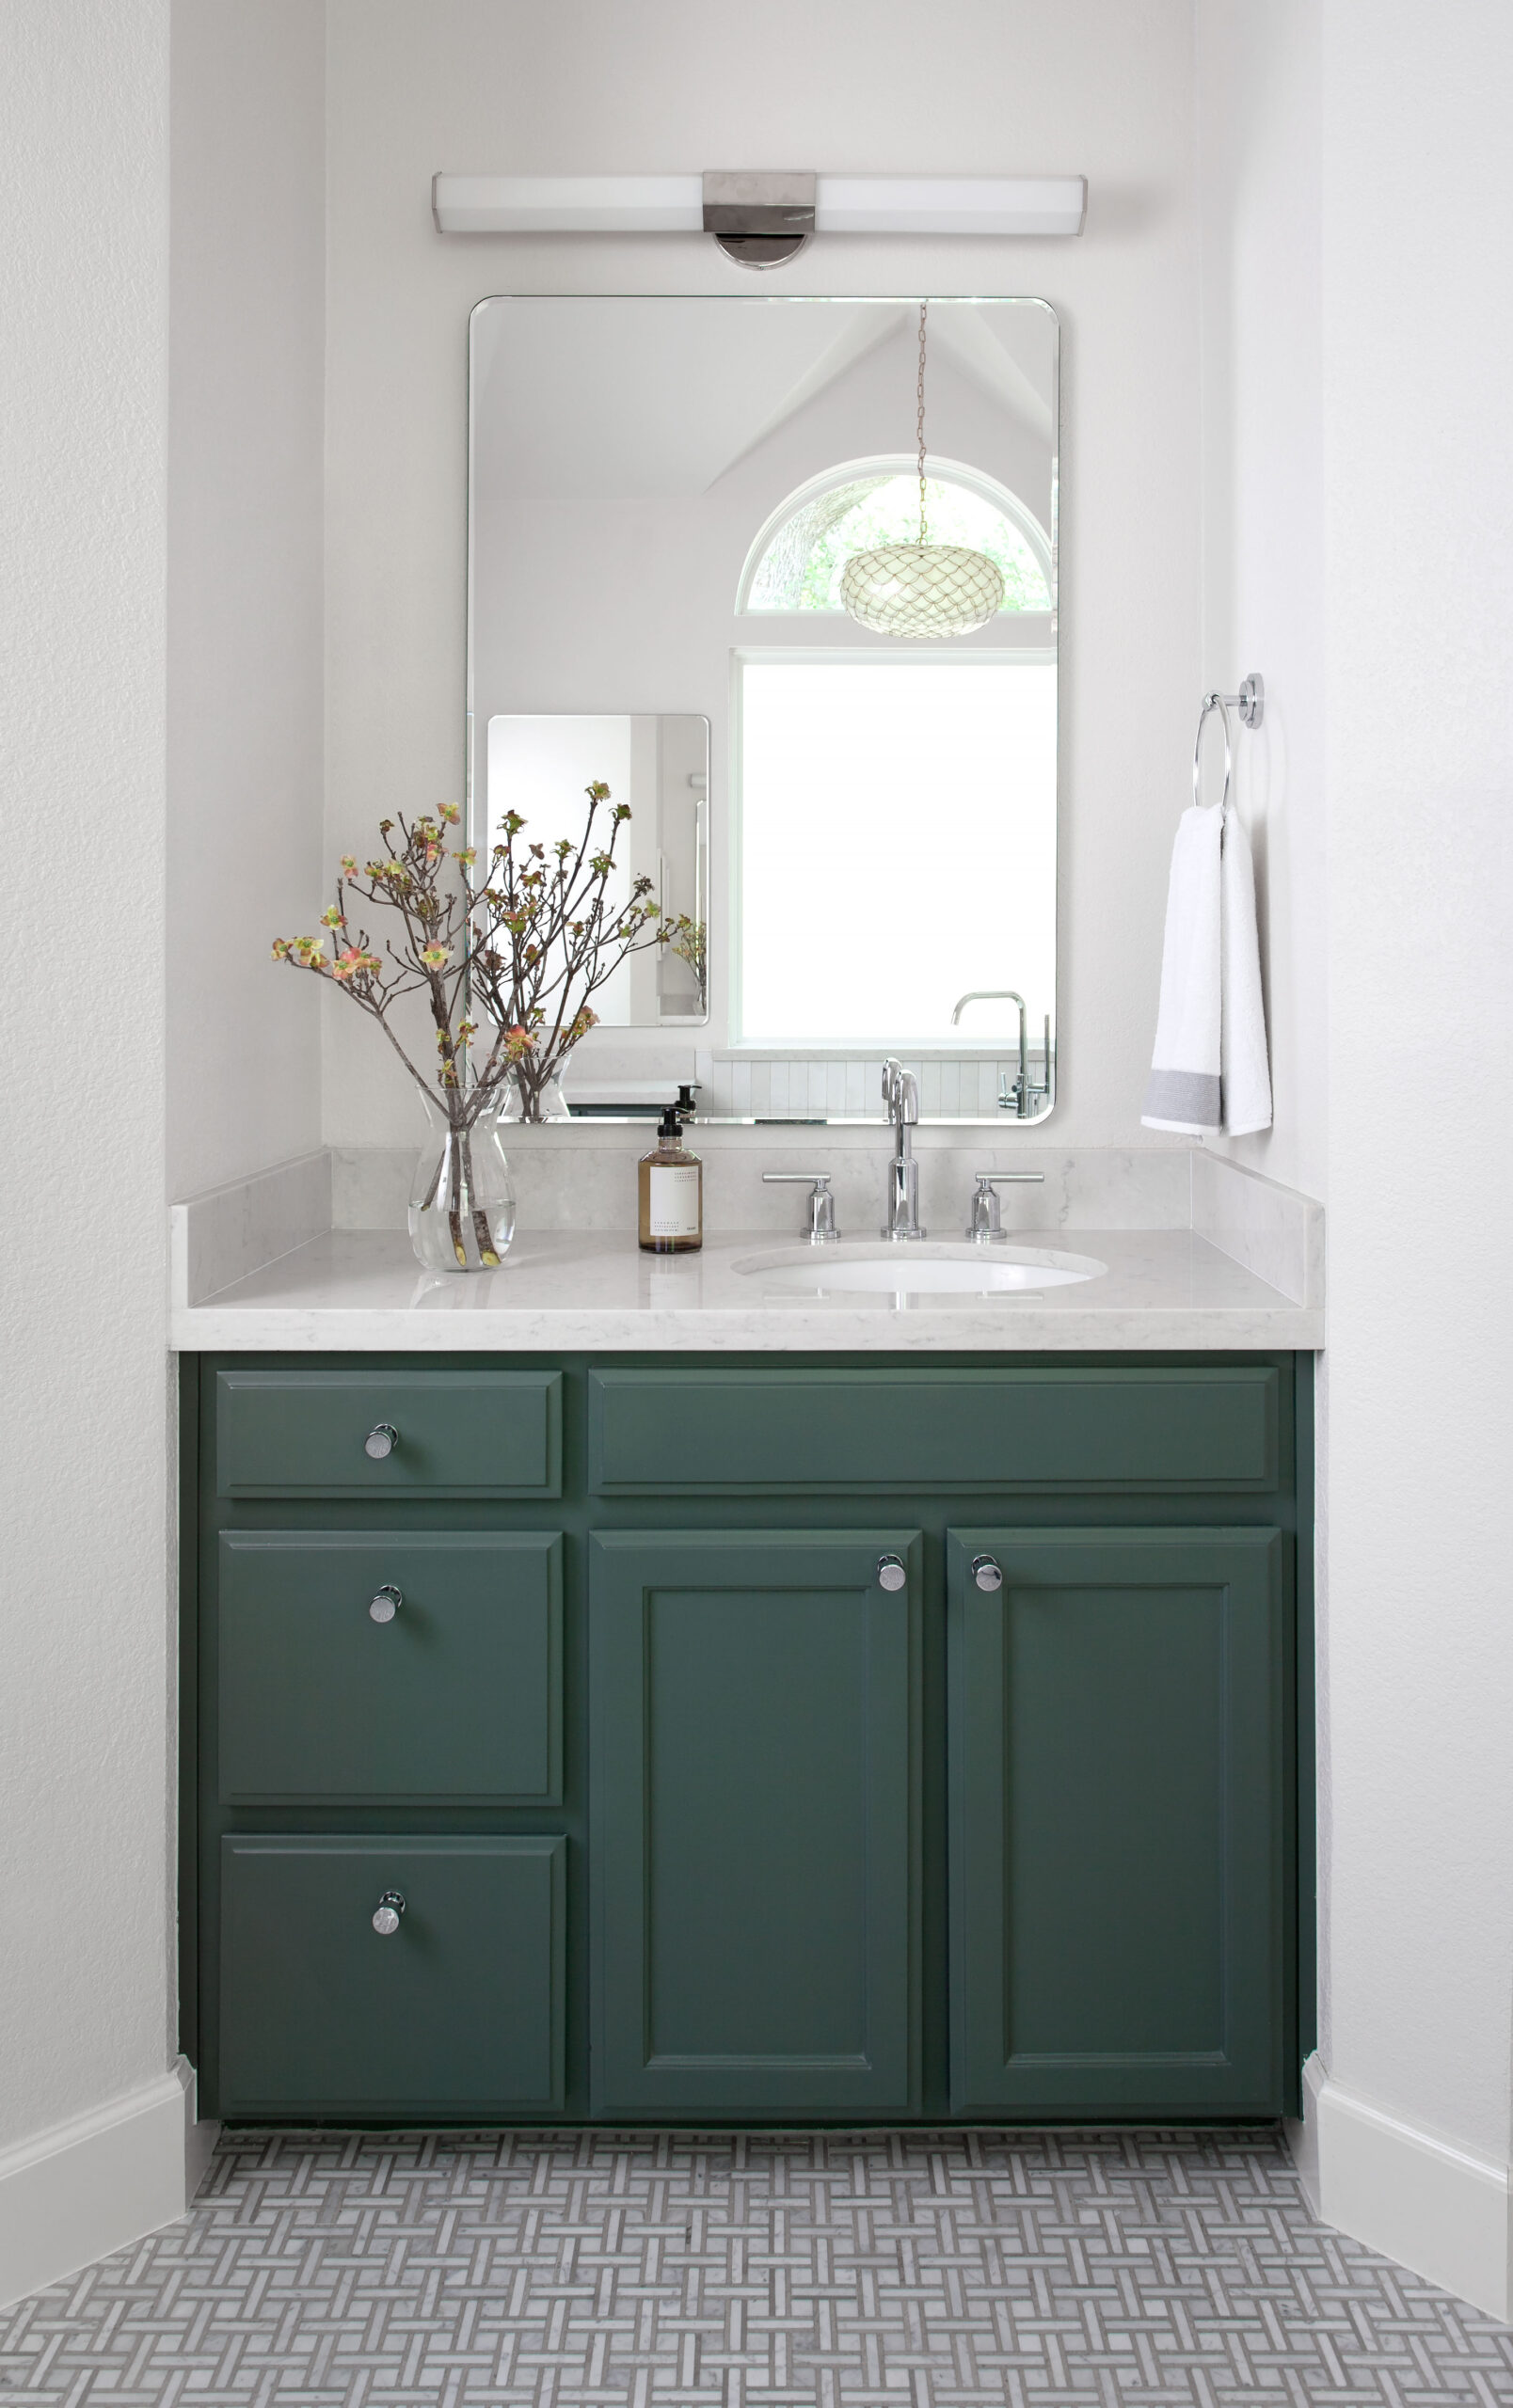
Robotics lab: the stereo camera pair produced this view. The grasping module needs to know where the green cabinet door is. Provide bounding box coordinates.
[948,1528,1291,2116]
[590,1530,921,2115]
[218,1834,566,2117]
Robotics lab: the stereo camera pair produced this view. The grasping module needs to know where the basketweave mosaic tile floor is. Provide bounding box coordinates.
[1,2128,1510,2406]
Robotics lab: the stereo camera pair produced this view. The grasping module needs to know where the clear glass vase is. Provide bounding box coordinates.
[500,1065,572,1123]
[407,1093,517,1274]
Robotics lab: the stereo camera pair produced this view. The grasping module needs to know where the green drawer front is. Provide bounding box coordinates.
[589,1367,1281,1494]
[214,1369,561,1497]
[218,1836,565,2115]
[216,1532,561,1802]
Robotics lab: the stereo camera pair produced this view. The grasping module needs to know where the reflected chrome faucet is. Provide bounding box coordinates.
[949,989,1052,1118]
[881,1058,926,1241]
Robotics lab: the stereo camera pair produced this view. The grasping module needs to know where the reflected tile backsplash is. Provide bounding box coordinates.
[698,1057,1033,1119]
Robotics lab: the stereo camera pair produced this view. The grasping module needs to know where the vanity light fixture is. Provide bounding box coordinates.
[431,172,1088,266]
[840,303,1006,638]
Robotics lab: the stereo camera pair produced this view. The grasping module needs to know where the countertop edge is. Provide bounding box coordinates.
[169,1305,1324,1354]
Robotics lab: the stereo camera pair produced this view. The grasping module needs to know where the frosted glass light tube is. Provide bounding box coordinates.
[432,173,1086,237]
[432,175,704,233]
[816,176,1086,236]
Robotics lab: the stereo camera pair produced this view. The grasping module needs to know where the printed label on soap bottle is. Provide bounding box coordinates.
[646,1164,701,1237]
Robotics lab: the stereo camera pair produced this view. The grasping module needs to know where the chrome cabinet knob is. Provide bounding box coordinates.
[364,1423,399,1460]
[372,1890,406,1936]
[368,1585,403,1624]
[876,1553,908,1592]
[971,1554,1004,1592]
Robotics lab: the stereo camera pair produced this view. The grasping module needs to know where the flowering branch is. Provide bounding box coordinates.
[272,782,678,1261]
[463,779,664,1120]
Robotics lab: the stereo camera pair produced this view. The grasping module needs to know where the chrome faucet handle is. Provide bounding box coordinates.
[880,1058,917,1126]
[966,1170,1045,1243]
[967,1175,1006,1242]
[762,1172,840,1244]
[880,1059,924,1239]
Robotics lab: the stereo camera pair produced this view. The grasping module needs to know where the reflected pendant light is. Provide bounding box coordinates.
[840,302,1006,637]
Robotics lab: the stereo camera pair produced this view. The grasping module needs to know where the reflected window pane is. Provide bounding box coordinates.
[738,659,1056,1048]
[745,472,1051,614]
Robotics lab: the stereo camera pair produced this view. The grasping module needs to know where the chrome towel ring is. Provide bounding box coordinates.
[1193,672,1265,810]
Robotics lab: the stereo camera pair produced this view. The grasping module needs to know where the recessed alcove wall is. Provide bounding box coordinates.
[317,0,1203,1159]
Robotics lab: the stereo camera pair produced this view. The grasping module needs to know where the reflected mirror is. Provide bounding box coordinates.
[468,295,1058,1117]
[485,714,709,1024]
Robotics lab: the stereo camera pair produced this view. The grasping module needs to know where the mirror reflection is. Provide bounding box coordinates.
[485,714,708,1025]
[468,295,1058,1117]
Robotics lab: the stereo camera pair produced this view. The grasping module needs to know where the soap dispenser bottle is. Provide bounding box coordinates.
[638,1096,703,1254]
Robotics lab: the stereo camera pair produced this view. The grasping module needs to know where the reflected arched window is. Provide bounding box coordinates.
[737,455,1052,616]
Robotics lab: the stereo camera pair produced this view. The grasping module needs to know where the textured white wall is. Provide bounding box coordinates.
[167,1,326,1198]
[1196,4,1326,1206]
[1319,0,1513,2168]
[0,0,174,2147]
[320,0,1202,1149]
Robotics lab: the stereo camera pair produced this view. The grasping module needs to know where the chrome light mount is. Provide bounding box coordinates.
[702,171,816,269]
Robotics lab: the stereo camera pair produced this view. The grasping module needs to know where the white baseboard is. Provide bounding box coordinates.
[1288,2052,1512,2320]
[0,2058,219,2312]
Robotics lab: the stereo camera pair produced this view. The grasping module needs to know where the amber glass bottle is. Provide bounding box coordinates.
[637,1101,703,1253]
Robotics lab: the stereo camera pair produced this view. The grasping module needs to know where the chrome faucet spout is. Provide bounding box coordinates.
[880,1057,925,1241]
[950,989,1043,1117]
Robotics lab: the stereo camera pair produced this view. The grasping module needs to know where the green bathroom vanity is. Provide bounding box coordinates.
[182,1349,1312,2126]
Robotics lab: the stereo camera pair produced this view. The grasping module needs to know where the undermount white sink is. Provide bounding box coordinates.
[732,1243,1106,1298]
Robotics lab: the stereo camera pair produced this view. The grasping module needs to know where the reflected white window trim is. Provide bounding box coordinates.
[735,453,1053,617]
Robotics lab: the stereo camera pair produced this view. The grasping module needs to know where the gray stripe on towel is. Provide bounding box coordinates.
[1143,1068,1221,1126]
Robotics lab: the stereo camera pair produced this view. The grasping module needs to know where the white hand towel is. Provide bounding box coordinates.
[1142,804,1272,1135]
[1218,803,1272,1135]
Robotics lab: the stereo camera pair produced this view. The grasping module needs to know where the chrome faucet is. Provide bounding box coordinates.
[762,1171,839,1243]
[948,990,1053,1119]
[965,1169,1045,1242]
[880,1058,925,1240]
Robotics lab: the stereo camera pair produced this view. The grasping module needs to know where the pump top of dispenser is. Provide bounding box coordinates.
[655,1101,683,1146]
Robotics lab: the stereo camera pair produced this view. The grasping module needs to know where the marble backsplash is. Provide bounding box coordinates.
[330,1129,1187,1246]
[173,1133,1322,1314]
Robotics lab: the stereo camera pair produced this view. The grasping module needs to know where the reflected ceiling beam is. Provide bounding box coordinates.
[709,309,910,488]
[927,311,1055,447]
[433,174,1089,261]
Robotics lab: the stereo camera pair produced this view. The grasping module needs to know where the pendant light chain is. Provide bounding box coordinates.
[916,300,929,546]
[838,293,1006,637]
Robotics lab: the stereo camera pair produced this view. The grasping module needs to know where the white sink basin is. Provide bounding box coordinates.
[732,1243,1106,1300]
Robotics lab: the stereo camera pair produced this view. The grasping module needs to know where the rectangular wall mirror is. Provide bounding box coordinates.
[469,294,1058,1121]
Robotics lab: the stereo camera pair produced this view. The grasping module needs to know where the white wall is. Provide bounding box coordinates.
[1201,1,1513,2317]
[1,0,335,2307]
[0,0,173,2159]
[1196,5,1326,1205]
[167,1,326,1197]
[321,0,1202,1149]
[1313,0,1513,2280]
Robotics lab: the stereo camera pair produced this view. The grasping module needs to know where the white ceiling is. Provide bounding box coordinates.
[473,297,1054,501]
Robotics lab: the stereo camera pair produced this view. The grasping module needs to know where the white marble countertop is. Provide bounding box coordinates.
[170,1227,1321,1354]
